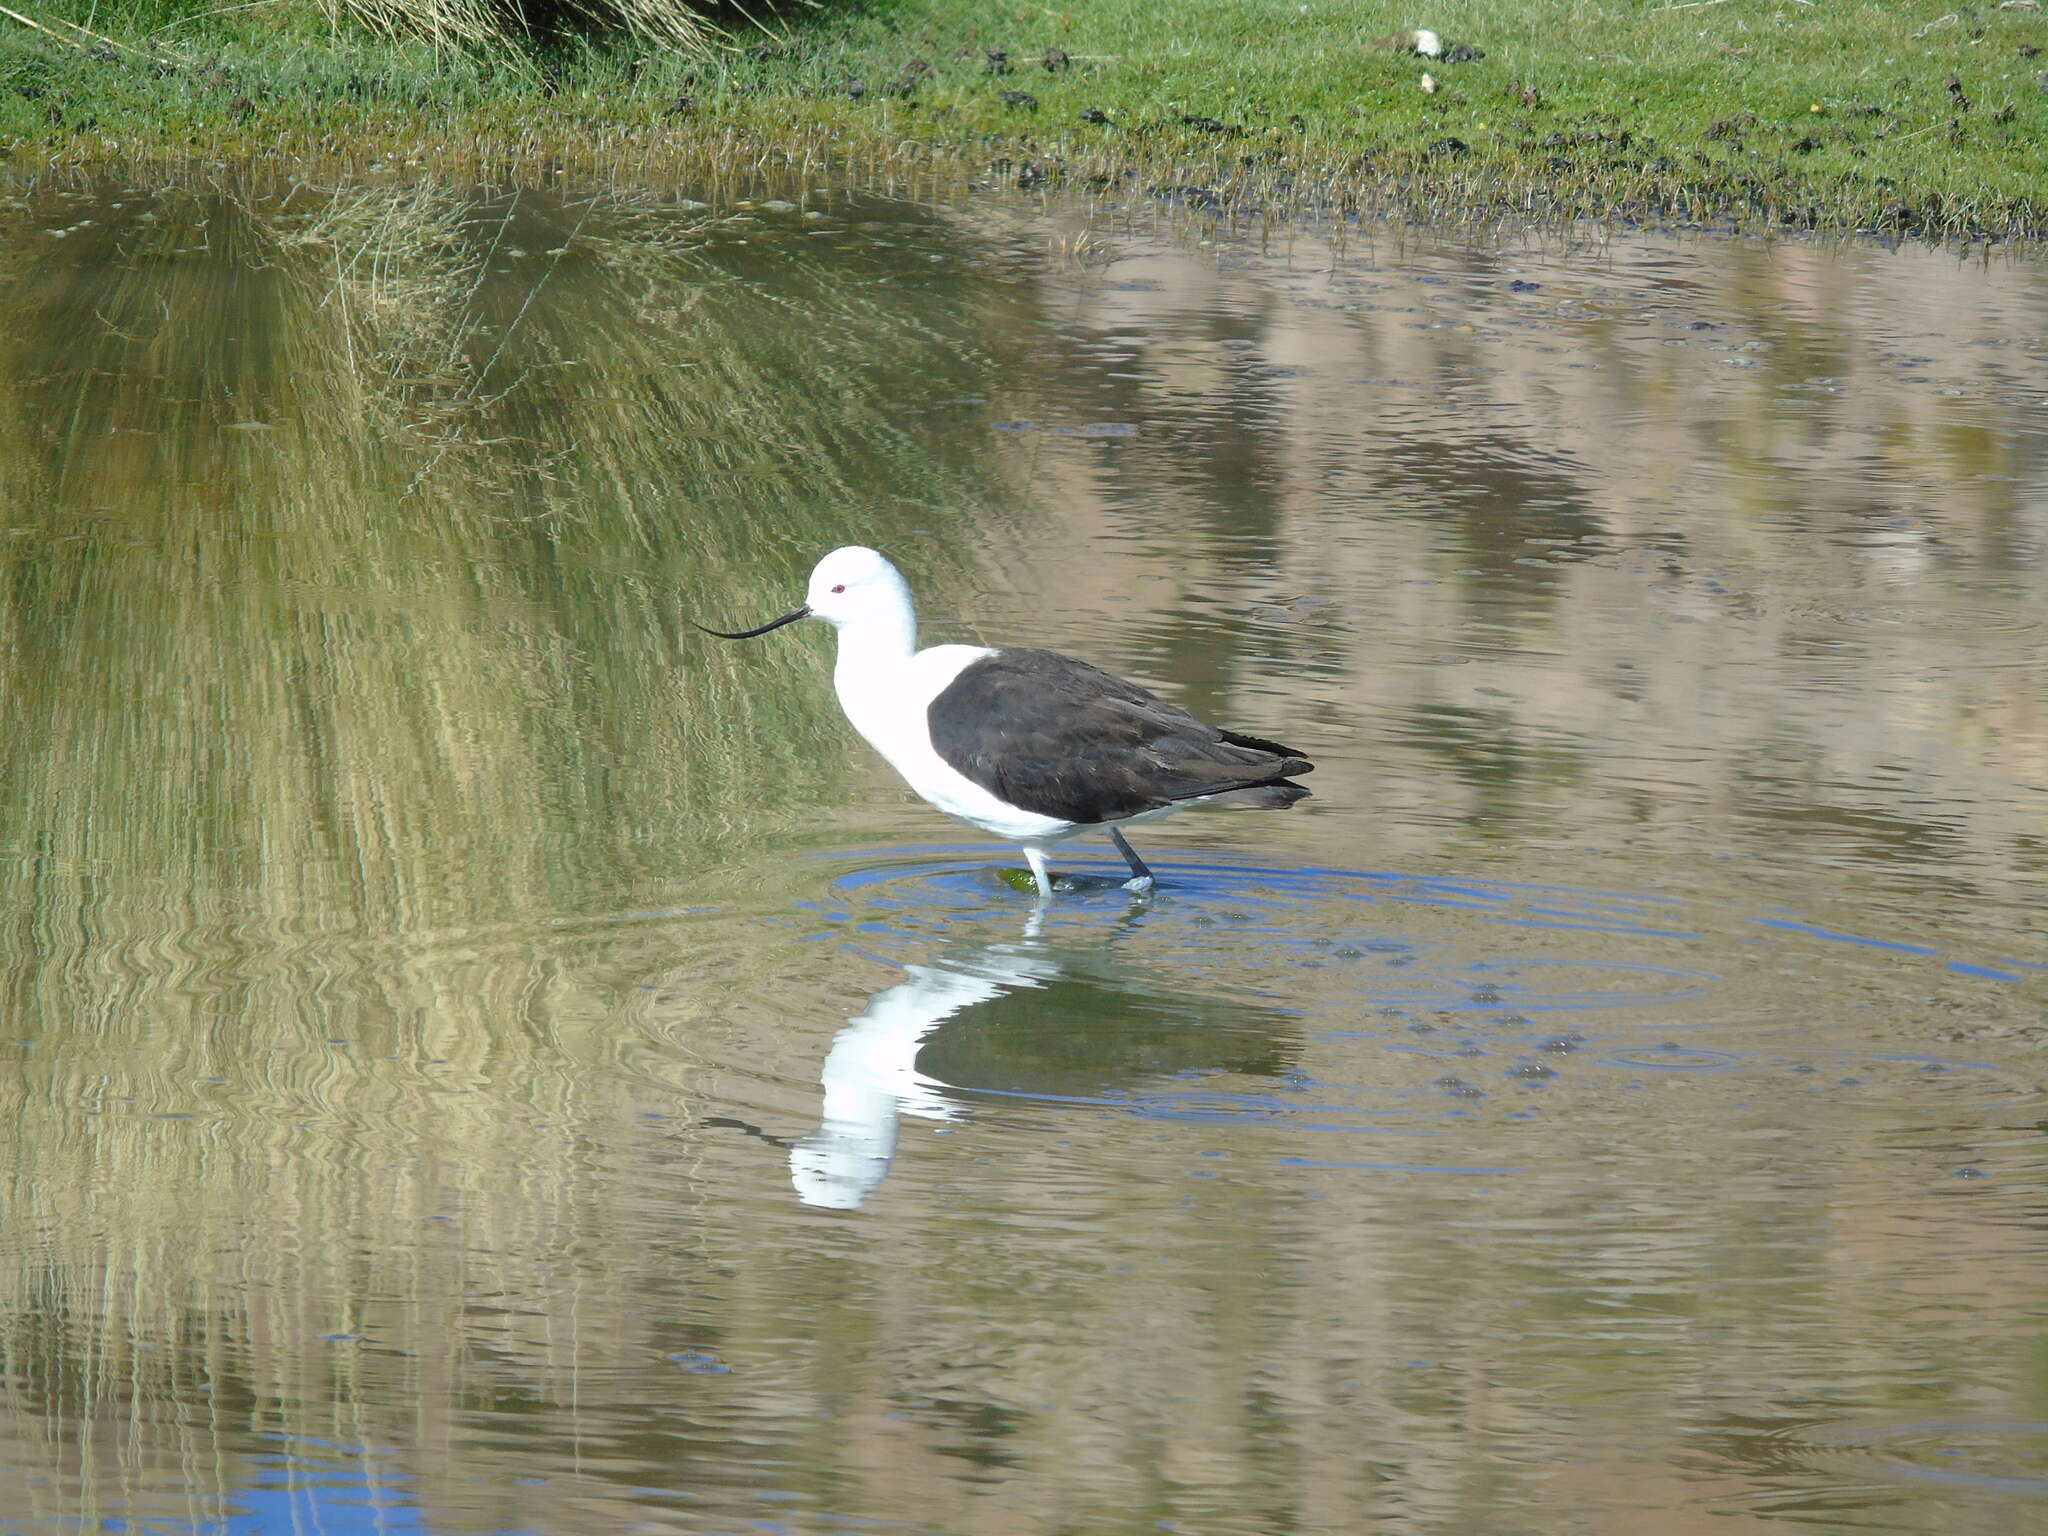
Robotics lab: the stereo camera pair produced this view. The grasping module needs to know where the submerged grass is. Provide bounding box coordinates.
[1,1,2046,238]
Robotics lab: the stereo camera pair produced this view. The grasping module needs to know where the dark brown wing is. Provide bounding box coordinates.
[927,648,1313,825]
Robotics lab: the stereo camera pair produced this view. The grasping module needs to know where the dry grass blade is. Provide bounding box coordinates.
[315,0,717,52]
[317,0,501,49]
[559,0,718,49]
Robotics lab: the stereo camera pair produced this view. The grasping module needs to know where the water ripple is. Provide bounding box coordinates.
[1793,1417,2048,1498]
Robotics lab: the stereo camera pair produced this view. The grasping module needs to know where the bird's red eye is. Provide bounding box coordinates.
[831,584,846,594]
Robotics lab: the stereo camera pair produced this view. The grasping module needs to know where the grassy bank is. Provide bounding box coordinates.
[3,0,2047,240]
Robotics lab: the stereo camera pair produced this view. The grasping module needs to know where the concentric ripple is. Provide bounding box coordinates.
[1794,1418,2048,1497]
[827,848,1696,931]
[814,846,2032,1008]
[637,845,2047,1217]
[642,845,2047,1142]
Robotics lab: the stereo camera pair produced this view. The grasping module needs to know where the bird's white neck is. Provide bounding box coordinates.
[829,600,921,756]
[830,604,919,679]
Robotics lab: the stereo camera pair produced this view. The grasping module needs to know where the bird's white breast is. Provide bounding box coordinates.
[834,644,1077,844]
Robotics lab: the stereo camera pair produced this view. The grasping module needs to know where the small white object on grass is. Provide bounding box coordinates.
[1367,27,1445,58]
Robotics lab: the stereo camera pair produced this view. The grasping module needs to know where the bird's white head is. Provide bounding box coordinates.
[803,546,914,631]
[693,545,917,649]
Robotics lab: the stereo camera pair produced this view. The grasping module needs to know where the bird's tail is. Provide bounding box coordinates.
[1203,780,1311,810]
[1219,729,1314,779]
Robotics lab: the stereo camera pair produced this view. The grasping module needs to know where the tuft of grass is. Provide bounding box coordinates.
[319,0,509,50]
[320,0,714,52]
[0,0,2045,240]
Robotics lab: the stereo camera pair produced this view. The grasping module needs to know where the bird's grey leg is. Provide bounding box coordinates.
[1109,828,1155,893]
[1022,845,1054,903]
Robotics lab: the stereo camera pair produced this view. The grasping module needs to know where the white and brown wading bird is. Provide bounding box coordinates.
[696,547,1314,901]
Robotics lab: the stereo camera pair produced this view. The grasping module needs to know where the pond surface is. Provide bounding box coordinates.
[0,177,2045,1535]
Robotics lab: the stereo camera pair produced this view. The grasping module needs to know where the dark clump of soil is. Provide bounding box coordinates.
[885,58,931,98]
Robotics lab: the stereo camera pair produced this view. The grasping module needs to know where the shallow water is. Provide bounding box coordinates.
[0,179,2045,1535]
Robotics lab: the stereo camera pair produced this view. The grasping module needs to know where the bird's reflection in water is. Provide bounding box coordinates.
[790,945,1056,1209]
[792,911,1297,1209]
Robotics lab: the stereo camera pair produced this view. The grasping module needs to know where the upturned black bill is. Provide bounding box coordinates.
[692,605,811,640]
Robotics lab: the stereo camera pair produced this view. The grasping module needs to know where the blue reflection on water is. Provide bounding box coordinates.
[1749,918,1938,955]
[99,1449,429,1536]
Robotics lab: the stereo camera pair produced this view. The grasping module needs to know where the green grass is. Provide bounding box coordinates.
[2,0,2046,240]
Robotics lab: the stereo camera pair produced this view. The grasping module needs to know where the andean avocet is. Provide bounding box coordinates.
[697,547,1313,901]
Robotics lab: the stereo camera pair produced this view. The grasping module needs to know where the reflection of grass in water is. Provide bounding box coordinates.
[0,181,1013,1523]
[0,180,1001,932]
